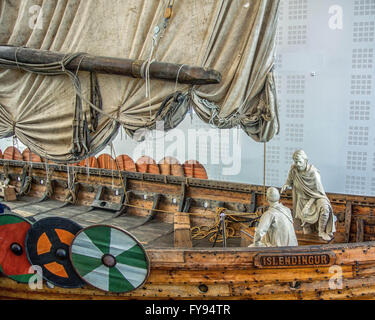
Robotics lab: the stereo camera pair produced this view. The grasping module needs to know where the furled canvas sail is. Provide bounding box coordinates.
[0,0,280,162]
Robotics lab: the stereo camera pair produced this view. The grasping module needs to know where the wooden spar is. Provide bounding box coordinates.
[0,45,221,85]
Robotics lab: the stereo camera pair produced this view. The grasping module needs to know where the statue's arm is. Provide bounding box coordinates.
[281,184,290,194]
[253,212,274,246]
[281,168,293,193]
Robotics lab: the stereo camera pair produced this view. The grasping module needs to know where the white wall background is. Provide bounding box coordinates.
[1,0,374,196]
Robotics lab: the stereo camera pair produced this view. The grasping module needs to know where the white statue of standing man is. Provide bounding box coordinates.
[281,150,336,241]
[249,187,298,247]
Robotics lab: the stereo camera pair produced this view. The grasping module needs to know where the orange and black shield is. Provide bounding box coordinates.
[25,217,85,288]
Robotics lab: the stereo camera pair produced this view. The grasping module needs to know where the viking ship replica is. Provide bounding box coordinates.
[0,0,375,300]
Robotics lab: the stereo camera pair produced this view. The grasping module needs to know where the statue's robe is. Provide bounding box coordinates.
[285,164,336,235]
[252,203,298,247]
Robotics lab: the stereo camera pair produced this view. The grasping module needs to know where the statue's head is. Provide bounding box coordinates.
[266,187,280,203]
[292,149,308,171]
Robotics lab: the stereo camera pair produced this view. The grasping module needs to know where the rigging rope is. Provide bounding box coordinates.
[110,142,130,206]
[263,142,267,209]
[0,51,91,158]
[191,207,236,243]
[190,207,260,243]
[174,64,185,91]
[0,53,191,140]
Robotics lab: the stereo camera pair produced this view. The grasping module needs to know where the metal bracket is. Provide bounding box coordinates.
[90,185,124,211]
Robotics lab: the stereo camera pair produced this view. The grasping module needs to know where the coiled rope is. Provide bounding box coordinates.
[191,207,260,244]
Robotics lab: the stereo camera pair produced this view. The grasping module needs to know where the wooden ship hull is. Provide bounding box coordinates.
[1,156,375,300]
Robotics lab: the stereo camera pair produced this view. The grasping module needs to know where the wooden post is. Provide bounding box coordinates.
[356,218,364,243]
[344,201,352,243]
[0,45,221,85]
[174,211,192,248]
[249,192,256,213]
[178,182,186,213]
[174,196,192,248]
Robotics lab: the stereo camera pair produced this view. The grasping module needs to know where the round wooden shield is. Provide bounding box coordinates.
[116,154,136,172]
[25,217,85,288]
[97,154,117,170]
[70,225,150,293]
[22,148,42,163]
[3,146,23,161]
[0,214,33,283]
[136,156,160,174]
[183,160,208,179]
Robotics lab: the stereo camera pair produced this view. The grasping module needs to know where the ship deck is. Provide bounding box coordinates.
[2,196,244,249]
[2,196,327,249]
[2,196,177,248]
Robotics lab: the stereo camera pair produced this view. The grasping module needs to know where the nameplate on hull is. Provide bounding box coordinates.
[254,251,336,268]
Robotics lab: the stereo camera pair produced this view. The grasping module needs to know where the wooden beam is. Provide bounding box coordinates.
[178,182,186,213]
[344,201,352,243]
[174,211,192,248]
[174,197,193,248]
[356,218,364,243]
[145,193,162,223]
[250,192,256,213]
[183,198,192,213]
[0,45,221,85]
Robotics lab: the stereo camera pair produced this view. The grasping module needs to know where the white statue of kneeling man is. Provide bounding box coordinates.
[249,187,298,247]
[281,150,336,241]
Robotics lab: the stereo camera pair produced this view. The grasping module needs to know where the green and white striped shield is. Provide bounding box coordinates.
[70,225,150,293]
